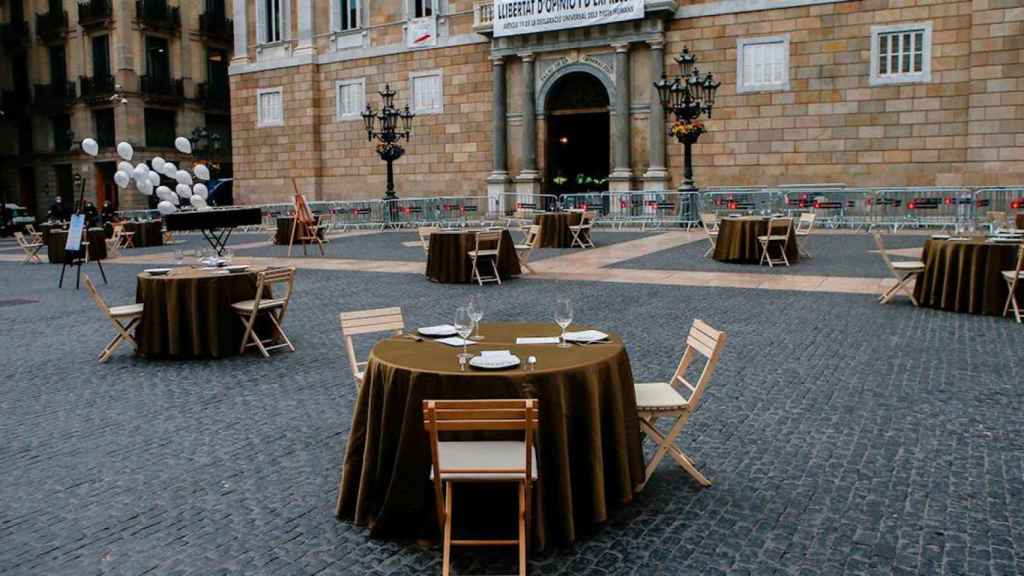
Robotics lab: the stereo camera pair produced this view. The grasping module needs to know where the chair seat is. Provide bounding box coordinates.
[569,225,591,231]
[108,303,144,318]
[1002,270,1024,280]
[795,230,811,236]
[891,261,925,271]
[514,244,533,251]
[23,242,44,248]
[468,249,499,257]
[354,370,365,382]
[634,382,690,412]
[431,441,538,481]
[231,298,287,312]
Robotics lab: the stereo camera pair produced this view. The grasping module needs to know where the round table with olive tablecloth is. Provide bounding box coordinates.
[122,220,164,248]
[134,266,269,359]
[47,227,107,264]
[712,216,800,264]
[336,322,644,548]
[532,212,583,248]
[914,238,1022,316]
[425,229,521,283]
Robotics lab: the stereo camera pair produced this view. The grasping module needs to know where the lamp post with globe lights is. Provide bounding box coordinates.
[653,47,720,192]
[361,85,414,200]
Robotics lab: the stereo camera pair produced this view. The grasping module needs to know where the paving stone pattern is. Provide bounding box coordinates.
[1,236,1023,575]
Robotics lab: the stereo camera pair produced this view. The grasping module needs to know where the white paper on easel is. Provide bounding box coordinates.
[65,214,85,252]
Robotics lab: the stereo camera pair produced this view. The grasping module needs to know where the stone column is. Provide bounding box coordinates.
[231,0,249,66]
[295,0,315,57]
[486,55,511,214]
[514,52,541,198]
[609,43,632,192]
[643,40,669,190]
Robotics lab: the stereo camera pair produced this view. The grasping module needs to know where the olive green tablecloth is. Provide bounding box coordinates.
[135,267,267,358]
[713,217,800,264]
[122,220,164,248]
[336,322,645,547]
[274,216,324,245]
[914,238,1021,316]
[425,230,521,283]
[47,228,107,264]
[533,212,584,248]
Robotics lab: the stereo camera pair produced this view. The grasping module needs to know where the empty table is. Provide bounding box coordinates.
[915,237,1021,316]
[713,216,799,264]
[425,230,521,283]
[533,212,583,248]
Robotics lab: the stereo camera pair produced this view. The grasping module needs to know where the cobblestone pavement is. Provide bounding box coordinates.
[610,233,930,278]
[1,234,1023,576]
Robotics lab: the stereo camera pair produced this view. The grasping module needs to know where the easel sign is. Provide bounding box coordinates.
[65,214,85,252]
[288,180,326,256]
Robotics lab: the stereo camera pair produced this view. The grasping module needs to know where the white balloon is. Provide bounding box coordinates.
[137,180,154,196]
[114,171,131,189]
[117,161,133,174]
[81,138,99,157]
[151,156,166,172]
[174,137,193,155]
[156,185,173,200]
[161,162,177,178]
[133,163,149,179]
[189,194,207,208]
[147,171,161,187]
[192,183,209,200]
[193,164,211,181]
[175,184,192,199]
[168,193,180,206]
[117,141,134,161]
[174,170,193,186]
[157,200,177,215]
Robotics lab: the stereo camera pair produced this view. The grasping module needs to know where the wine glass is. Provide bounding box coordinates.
[554,298,573,348]
[467,294,484,341]
[223,249,234,265]
[454,306,474,368]
[173,249,184,266]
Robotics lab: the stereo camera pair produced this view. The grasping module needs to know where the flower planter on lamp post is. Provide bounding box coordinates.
[654,48,720,192]
[361,85,414,200]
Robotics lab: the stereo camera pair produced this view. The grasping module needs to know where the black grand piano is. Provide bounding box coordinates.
[164,207,262,255]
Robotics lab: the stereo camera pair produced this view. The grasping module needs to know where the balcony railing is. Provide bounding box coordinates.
[36,10,69,42]
[473,1,494,33]
[33,82,78,109]
[199,12,233,43]
[80,74,116,103]
[140,75,185,103]
[197,81,230,109]
[0,20,30,51]
[78,0,114,28]
[136,0,181,32]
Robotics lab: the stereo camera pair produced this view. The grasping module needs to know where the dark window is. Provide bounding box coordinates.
[205,0,226,20]
[52,114,71,152]
[92,35,111,79]
[145,36,170,81]
[49,45,67,87]
[55,164,74,201]
[48,0,62,14]
[94,109,115,147]
[144,108,176,148]
[205,112,231,152]
[207,48,228,92]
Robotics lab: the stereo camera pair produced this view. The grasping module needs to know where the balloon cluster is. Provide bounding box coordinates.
[79,136,212,216]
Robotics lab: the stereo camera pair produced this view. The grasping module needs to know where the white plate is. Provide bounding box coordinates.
[144,268,172,276]
[931,235,950,240]
[225,265,250,273]
[469,354,521,370]
[563,330,610,343]
[418,324,458,337]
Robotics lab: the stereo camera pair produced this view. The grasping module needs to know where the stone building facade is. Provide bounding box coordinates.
[0,0,234,217]
[228,0,1024,206]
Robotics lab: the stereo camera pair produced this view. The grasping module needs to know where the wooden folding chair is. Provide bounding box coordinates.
[14,232,44,264]
[418,226,439,257]
[469,230,503,286]
[794,212,816,258]
[423,399,539,576]
[988,211,1009,234]
[24,224,43,243]
[635,319,726,490]
[338,307,404,389]
[757,217,792,268]
[872,232,925,306]
[1003,245,1024,323]
[83,273,144,362]
[105,228,126,259]
[569,211,595,248]
[700,212,719,257]
[231,267,297,358]
[514,225,541,274]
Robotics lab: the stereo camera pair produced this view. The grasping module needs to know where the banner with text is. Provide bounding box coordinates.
[493,0,644,37]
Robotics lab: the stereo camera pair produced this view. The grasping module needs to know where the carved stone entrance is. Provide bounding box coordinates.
[543,71,610,195]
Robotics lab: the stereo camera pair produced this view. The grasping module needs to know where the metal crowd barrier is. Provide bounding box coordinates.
[498,193,560,220]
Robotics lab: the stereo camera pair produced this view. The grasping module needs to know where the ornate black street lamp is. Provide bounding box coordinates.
[654,47,720,191]
[188,126,222,163]
[362,84,414,199]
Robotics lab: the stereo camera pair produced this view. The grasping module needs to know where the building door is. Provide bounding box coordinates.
[146,36,170,82]
[92,35,111,79]
[544,72,610,196]
[95,162,117,210]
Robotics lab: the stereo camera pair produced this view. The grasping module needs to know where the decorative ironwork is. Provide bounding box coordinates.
[654,47,720,191]
[78,0,113,29]
[35,10,68,42]
[198,12,233,43]
[80,75,116,104]
[33,82,78,110]
[188,126,222,163]
[140,75,185,104]
[361,85,415,199]
[136,0,181,32]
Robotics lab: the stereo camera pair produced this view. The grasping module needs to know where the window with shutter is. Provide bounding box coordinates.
[257,88,284,127]
[411,71,442,114]
[737,36,789,93]
[870,22,931,85]
[336,79,366,120]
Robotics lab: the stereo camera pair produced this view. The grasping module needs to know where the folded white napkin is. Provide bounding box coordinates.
[436,337,475,347]
[515,337,560,344]
[563,330,609,341]
[419,324,456,333]
[481,350,514,358]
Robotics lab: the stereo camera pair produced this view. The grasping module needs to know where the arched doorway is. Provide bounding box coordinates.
[544,72,610,196]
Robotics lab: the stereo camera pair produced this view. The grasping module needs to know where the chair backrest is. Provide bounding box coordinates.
[768,217,792,236]
[339,307,404,384]
[701,212,719,232]
[796,212,816,232]
[871,232,900,274]
[25,224,38,235]
[14,231,30,247]
[418,226,438,251]
[1008,245,1024,295]
[475,230,502,253]
[669,320,727,411]
[252,267,296,313]
[82,273,111,317]
[524,224,541,248]
[988,211,1009,228]
[423,399,539,522]
[581,211,596,226]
